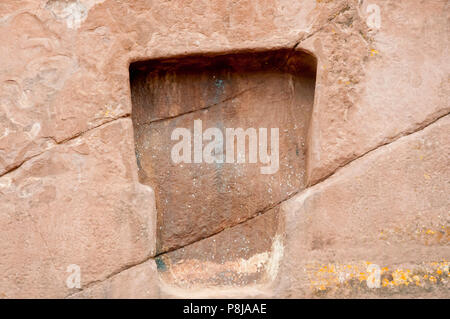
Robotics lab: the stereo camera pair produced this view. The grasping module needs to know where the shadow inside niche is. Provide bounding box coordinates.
[129,49,316,287]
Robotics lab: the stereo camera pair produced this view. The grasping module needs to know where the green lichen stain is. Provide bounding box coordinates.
[155,257,167,272]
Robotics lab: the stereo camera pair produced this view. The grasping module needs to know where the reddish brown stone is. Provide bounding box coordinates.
[275,115,450,298]
[0,119,156,297]
[158,207,282,288]
[131,50,316,253]
[0,0,448,299]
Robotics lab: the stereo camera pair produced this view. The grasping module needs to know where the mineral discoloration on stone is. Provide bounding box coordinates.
[45,0,106,30]
[275,115,450,298]
[131,50,316,254]
[157,207,284,288]
[306,261,449,298]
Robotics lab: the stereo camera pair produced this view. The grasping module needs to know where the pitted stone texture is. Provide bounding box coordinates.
[4,0,448,184]
[303,0,450,184]
[275,115,450,298]
[70,259,159,299]
[0,0,328,176]
[0,119,156,298]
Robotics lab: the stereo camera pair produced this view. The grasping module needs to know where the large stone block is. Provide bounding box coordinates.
[0,119,156,297]
[275,115,450,297]
[302,0,450,183]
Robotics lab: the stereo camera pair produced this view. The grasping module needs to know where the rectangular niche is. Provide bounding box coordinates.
[130,49,317,256]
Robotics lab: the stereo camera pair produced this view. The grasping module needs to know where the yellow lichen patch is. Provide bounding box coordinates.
[378,220,448,245]
[412,275,421,286]
[391,269,411,286]
[307,260,449,294]
[358,272,368,282]
[101,104,122,118]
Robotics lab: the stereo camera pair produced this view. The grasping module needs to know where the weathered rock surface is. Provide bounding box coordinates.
[70,259,159,299]
[158,115,449,298]
[275,115,450,298]
[303,0,450,184]
[2,1,447,183]
[0,119,156,298]
[157,207,283,289]
[0,0,448,298]
[131,50,316,253]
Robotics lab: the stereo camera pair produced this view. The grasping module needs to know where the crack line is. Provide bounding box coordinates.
[0,114,131,178]
[309,111,450,186]
[58,109,450,298]
[138,86,259,126]
[157,111,450,258]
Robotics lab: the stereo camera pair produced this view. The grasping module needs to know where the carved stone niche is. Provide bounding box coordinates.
[130,50,316,259]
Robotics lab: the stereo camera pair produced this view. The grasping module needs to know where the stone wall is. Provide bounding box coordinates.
[0,0,448,298]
